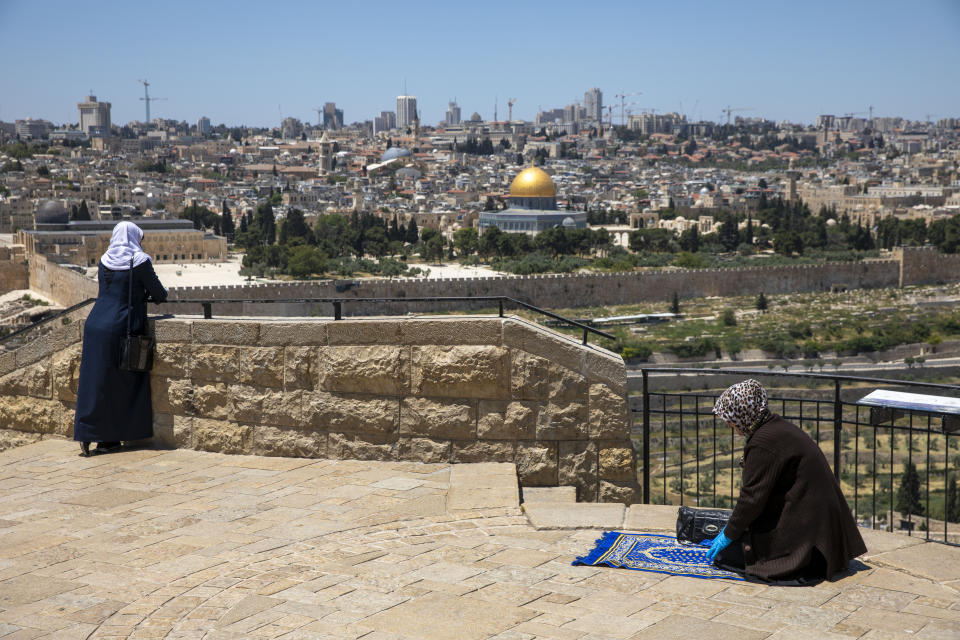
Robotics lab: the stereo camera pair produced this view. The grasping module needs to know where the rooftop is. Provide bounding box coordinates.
[0,440,957,639]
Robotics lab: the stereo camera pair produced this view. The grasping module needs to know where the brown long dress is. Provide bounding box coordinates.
[724,414,867,581]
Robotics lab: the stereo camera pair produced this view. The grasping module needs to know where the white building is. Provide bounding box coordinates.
[77,95,111,136]
[584,88,602,122]
[396,95,417,129]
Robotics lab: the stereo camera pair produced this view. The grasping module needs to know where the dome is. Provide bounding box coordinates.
[381,147,412,162]
[562,216,576,228]
[36,200,68,224]
[826,218,837,227]
[700,187,710,195]
[509,166,556,198]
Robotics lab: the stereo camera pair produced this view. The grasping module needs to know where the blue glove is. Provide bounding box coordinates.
[706,530,732,561]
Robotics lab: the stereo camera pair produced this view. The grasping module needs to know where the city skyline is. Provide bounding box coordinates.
[1,0,958,129]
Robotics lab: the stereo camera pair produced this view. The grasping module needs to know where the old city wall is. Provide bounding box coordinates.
[0,246,28,292]
[894,246,960,287]
[0,315,637,503]
[27,254,98,306]
[162,260,904,317]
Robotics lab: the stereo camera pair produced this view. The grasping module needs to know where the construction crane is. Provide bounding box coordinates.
[507,98,516,122]
[615,92,641,126]
[138,79,167,125]
[721,106,753,126]
[314,107,324,127]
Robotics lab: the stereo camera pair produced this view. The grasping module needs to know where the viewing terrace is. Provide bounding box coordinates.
[0,298,957,638]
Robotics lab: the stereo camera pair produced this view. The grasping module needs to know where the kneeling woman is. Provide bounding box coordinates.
[706,379,866,582]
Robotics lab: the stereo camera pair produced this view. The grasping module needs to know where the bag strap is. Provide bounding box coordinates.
[126,257,134,338]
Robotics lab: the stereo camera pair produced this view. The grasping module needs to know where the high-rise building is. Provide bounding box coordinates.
[281,117,303,139]
[77,94,111,136]
[197,116,211,136]
[323,102,343,130]
[584,88,602,122]
[445,101,461,126]
[373,111,396,135]
[396,95,417,130]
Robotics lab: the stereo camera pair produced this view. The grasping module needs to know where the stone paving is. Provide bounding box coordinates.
[1,441,959,640]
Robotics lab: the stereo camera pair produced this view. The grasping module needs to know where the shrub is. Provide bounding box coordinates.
[621,343,653,361]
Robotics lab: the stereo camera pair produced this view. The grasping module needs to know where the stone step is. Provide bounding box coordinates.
[448,462,519,511]
[522,502,682,532]
[520,486,577,504]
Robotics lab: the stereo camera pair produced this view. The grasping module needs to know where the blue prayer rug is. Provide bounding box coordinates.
[572,532,744,580]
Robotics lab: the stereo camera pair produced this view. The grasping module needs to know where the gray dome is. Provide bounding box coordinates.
[36,200,68,224]
[562,216,576,228]
[381,147,412,162]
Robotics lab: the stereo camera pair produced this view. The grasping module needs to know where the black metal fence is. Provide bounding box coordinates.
[632,368,960,545]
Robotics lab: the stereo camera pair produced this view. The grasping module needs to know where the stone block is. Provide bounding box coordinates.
[259,321,327,346]
[194,418,251,454]
[0,350,16,377]
[559,441,598,501]
[535,402,589,440]
[235,347,284,388]
[0,360,50,398]
[15,333,50,368]
[598,442,636,481]
[398,436,452,463]
[191,320,259,345]
[152,318,192,343]
[51,344,82,403]
[228,384,265,422]
[191,383,232,420]
[511,351,588,403]
[624,504,678,531]
[400,397,476,439]
[399,318,502,345]
[523,503,625,530]
[583,349,627,394]
[151,412,174,448]
[172,415,194,448]
[261,390,302,427]
[191,345,240,383]
[599,480,641,504]
[589,384,629,439]
[318,345,406,395]
[152,342,191,379]
[303,391,399,434]
[410,345,509,399]
[0,428,42,452]
[328,431,397,461]
[327,320,401,345]
[253,425,327,458]
[477,400,537,440]
[284,347,316,391]
[0,396,64,434]
[521,486,577,503]
[516,440,558,486]
[514,326,585,376]
[452,439,516,463]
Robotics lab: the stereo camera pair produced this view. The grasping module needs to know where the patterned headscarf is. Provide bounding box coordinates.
[100,221,151,270]
[713,379,770,438]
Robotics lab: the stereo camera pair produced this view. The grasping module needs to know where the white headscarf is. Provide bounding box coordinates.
[100,221,151,270]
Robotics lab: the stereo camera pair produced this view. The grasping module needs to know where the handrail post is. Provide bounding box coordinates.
[333,301,342,320]
[833,379,842,480]
[202,302,212,320]
[498,299,504,317]
[642,370,651,504]
[582,328,588,345]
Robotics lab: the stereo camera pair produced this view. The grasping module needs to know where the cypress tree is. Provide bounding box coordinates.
[221,200,234,237]
[946,475,959,523]
[895,461,924,517]
[670,292,680,315]
[756,292,768,312]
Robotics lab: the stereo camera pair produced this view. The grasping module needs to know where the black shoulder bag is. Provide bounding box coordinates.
[118,258,155,372]
[676,505,732,545]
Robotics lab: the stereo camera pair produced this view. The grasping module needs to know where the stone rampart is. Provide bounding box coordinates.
[27,254,98,306]
[0,315,637,503]
[894,246,960,287]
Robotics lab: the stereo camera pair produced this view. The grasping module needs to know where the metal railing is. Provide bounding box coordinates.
[633,367,960,545]
[1,295,614,348]
[0,298,95,350]
[165,295,615,345]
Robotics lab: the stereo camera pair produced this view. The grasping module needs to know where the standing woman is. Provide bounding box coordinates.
[74,221,167,456]
[706,379,866,583]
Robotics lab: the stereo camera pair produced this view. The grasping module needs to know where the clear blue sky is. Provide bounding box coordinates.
[1,0,958,128]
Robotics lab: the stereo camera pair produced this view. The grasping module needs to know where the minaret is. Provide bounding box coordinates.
[318,131,333,175]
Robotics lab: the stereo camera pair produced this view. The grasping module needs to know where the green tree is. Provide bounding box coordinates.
[453,227,478,257]
[405,218,419,244]
[756,292,768,312]
[220,200,235,238]
[895,461,924,517]
[286,245,325,278]
[678,225,700,252]
[720,308,737,327]
[670,291,680,315]
[256,202,276,245]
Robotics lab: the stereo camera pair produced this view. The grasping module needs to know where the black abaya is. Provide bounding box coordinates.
[73,261,167,444]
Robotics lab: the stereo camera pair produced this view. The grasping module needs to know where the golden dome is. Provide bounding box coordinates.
[509,166,556,198]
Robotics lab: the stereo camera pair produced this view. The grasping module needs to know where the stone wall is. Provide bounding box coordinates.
[26,254,98,305]
[894,246,960,287]
[0,314,638,503]
[0,246,28,292]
